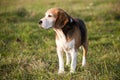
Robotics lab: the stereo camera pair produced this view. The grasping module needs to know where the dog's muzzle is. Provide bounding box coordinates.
[39,20,42,25]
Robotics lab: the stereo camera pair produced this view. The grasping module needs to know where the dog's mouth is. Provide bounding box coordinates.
[38,19,54,29]
[38,24,52,29]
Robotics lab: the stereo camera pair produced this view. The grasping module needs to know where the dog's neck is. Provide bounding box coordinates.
[53,20,75,41]
[62,22,74,36]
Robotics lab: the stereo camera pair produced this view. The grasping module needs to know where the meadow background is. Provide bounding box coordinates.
[0,0,120,80]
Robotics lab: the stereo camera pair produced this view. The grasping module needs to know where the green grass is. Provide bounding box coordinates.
[0,0,120,80]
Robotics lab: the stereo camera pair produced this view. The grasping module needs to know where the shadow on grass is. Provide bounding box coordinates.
[0,62,17,79]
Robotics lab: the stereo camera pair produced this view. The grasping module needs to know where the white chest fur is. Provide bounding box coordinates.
[54,29,75,52]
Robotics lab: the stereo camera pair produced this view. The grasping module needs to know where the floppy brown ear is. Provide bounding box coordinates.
[54,11,69,28]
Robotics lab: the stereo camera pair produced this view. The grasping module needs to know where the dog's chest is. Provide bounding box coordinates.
[55,29,75,51]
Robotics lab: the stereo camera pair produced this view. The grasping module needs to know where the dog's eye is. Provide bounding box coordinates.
[48,15,52,17]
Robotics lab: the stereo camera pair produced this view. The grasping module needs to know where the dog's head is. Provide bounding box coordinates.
[39,8,73,29]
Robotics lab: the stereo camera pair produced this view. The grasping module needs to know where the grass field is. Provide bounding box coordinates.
[0,0,120,80]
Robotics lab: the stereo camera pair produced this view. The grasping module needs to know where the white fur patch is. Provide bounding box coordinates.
[40,12,56,29]
[70,18,73,23]
[82,56,86,66]
[70,49,77,73]
[54,29,75,52]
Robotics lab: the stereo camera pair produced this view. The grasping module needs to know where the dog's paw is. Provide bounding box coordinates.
[58,70,65,74]
[82,62,86,67]
[70,70,75,73]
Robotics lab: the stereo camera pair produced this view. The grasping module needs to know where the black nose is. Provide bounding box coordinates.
[39,20,42,24]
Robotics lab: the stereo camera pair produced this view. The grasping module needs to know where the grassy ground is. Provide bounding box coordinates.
[0,0,120,80]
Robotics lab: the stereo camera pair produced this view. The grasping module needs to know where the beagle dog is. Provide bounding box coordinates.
[39,8,88,73]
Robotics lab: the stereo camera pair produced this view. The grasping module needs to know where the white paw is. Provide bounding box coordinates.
[82,61,86,67]
[66,63,70,66]
[70,69,75,73]
[58,70,65,74]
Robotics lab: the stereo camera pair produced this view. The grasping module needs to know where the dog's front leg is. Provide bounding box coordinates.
[57,48,65,74]
[70,49,78,73]
[66,52,70,66]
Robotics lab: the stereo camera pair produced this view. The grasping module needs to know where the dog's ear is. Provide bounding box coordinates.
[54,11,70,28]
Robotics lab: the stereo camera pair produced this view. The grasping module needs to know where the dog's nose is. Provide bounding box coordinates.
[39,20,42,24]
